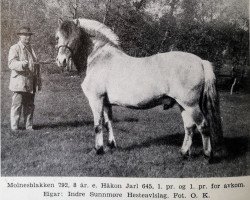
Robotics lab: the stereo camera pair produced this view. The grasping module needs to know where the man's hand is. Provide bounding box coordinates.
[38,84,42,91]
[22,60,29,69]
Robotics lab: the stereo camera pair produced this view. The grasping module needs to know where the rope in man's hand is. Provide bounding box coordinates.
[35,59,56,65]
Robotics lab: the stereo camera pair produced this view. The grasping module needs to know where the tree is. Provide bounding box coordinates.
[1,0,248,81]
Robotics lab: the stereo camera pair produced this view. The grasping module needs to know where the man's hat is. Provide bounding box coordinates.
[17,27,33,35]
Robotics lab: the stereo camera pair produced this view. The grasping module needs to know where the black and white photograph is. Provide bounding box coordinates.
[1,1,249,197]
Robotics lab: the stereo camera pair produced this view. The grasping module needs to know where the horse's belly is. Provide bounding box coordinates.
[107,63,169,108]
[107,84,167,109]
[109,96,165,109]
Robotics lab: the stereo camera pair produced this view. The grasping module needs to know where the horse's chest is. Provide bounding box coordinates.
[81,70,107,96]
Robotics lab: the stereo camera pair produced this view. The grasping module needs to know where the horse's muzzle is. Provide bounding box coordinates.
[56,57,73,72]
[56,57,68,69]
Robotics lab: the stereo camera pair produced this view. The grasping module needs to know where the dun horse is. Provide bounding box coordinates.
[56,18,224,159]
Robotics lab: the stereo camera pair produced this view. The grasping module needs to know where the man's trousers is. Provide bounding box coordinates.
[10,92,35,130]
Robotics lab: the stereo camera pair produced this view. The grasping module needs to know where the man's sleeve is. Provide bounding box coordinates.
[8,45,25,71]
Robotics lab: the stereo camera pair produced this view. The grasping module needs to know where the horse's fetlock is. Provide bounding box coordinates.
[204,149,212,157]
[94,125,102,133]
[103,122,109,131]
[180,148,189,157]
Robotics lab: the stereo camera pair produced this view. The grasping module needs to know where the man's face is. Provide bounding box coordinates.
[19,34,31,45]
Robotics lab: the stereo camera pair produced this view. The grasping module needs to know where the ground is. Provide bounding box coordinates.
[1,70,249,177]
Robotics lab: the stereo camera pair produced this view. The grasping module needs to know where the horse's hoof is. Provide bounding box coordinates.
[96,146,105,155]
[180,150,189,159]
[204,151,214,164]
[107,140,117,149]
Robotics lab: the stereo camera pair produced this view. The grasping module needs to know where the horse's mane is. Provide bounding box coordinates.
[74,18,119,47]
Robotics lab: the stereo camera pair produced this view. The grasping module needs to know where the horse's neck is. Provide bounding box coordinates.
[87,39,112,66]
[72,32,91,74]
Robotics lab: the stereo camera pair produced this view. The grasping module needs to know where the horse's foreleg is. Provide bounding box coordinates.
[103,105,116,149]
[88,96,105,154]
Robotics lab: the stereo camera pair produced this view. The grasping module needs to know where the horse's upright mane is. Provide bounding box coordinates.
[74,18,119,47]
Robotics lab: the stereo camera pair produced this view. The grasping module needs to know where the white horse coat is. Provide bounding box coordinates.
[56,18,224,160]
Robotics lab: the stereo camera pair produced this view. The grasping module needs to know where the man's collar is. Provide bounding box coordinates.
[18,41,31,49]
[18,41,25,49]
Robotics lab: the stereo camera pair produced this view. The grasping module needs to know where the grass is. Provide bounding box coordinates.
[1,70,249,177]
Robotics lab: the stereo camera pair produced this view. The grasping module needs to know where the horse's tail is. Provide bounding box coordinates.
[201,60,225,156]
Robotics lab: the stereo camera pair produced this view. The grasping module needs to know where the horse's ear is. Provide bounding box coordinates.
[58,18,63,25]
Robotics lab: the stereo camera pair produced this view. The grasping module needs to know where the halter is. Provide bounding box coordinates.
[57,45,74,55]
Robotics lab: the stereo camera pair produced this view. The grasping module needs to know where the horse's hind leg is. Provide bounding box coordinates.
[186,106,212,157]
[103,104,116,149]
[181,105,212,158]
[180,108,196,157]
[196,119,212,158]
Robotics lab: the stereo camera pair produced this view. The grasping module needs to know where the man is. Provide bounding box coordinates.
[8,26,41,131]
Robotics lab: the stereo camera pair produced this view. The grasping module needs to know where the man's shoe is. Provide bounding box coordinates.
[26,127,34,131]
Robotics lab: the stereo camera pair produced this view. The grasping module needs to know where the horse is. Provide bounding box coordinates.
[55,18,225,160]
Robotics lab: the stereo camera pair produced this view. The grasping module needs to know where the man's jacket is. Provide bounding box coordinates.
[8,41,41,93]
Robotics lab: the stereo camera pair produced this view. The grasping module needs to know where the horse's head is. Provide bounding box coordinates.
[56,18,120,72]
[55,19,85,69]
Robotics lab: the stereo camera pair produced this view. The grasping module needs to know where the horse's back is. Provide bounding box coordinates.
[109,50,205,89]
[110,50,204,75]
